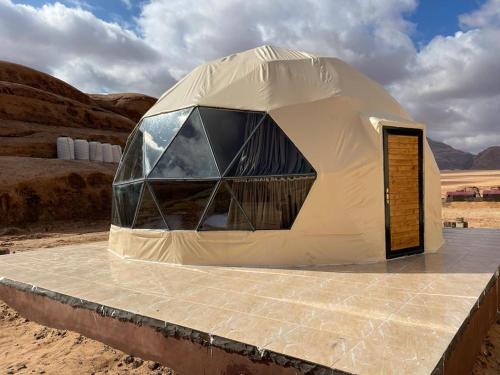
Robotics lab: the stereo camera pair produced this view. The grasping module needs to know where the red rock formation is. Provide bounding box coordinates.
[0,60,157,226]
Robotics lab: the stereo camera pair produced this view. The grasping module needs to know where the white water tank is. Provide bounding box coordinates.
[89,141,103,162]
[68,138,74,160]
[74,139,90,160]
[102,143,113,163]
[111,145,122,163]
[56,137,74,160]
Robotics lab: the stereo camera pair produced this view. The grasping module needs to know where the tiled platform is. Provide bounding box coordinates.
[0,229,499,374]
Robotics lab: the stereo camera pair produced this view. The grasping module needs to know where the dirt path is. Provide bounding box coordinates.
[442,202,500,228]
[0,220,109,253]
[0,302,175,374]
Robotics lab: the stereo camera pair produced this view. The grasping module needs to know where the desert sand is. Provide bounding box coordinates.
[0,170,499,374]
[0,302,174,375]
[440,169,500,194]
[441,170,500,228]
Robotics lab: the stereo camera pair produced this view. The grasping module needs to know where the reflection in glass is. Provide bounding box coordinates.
[134,183,167,229]
[149,109,219,178]
[114,130,144,182]
[225,116,315,177]
[141,108,192,174]
[150,180,216,230]
[227,176,315,229]
[199,181,252,230]
[112,107,317,232]
[111,195,120,226]
[113,183,142,227]
[199,108,263,175]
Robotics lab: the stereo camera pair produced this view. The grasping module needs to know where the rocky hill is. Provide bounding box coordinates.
[471,146,500,170]
[428,139,500,170]
[427,138,474,170]
[0,60,156,227]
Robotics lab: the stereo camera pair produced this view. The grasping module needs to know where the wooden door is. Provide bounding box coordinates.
[383,127,424,258]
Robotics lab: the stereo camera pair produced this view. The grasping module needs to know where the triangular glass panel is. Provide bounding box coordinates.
[112,182,142,228]
[149,109,220,178]
[133,183,168,229]
[226,176,315,229]
[199,107,264,175]
[225,115,315,177]
[150,180,217,230]
[114,130,144,183]
[111,194,121,226]
[141,108,192,174]
[199,181,253,231]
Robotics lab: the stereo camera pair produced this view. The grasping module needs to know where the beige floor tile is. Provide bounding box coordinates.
[211,313,299,349]
[0,229,498,374]
[266,326,358,367]
[334,336,439,375]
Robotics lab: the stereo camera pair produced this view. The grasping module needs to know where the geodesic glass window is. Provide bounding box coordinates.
[141,108,192,174]
[149,109,219,178]
[112,106,316,231]
[112,182,142,228]
[134,183,168,229]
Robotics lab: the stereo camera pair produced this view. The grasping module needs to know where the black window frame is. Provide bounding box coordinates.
[112,106,317,232]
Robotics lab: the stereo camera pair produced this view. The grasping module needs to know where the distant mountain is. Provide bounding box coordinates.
[427,138,474,170]
[471,146,500,170]
[427,139,500,170]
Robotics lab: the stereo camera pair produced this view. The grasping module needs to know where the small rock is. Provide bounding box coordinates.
[0,248,10,255]
[123,355,134,364]
[132,359,143,368]
[148,362,160,370]
[34,327,49,340]
[74,335,85,345]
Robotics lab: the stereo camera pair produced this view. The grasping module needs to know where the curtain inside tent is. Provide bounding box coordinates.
[226,116,314,176]
[228,176,314,229]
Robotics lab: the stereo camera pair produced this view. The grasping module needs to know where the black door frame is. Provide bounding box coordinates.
[383,126,424,259]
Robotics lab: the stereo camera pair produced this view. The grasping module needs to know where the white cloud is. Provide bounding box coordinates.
[459,0,500,28]
[0,0,499,152]
[0,0,174,94]
[390,0,500,153]
[137,0,417,85]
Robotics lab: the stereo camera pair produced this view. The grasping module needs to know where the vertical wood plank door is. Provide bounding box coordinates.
[383,127,424,258]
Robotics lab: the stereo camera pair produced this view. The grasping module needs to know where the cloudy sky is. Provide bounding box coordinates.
[0,0,499,153]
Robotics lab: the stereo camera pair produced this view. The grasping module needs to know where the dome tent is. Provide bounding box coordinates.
[109,45,443,266]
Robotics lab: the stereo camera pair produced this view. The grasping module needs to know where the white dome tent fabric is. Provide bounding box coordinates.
[108,46,443,266]
[74,139,90,160]
[89,141,103,162]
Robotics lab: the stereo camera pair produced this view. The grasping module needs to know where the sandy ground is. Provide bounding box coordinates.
[0,302,175,374]
[0,169,498,373]
[0,220,109,254]
[472,316,500,375]
[440,169,500,194]
[441,170,500,228]
[442,201,500,227]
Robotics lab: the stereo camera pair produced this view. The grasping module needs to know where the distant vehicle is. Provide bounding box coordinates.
[446,186,481,202]
[483,187,500,201]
